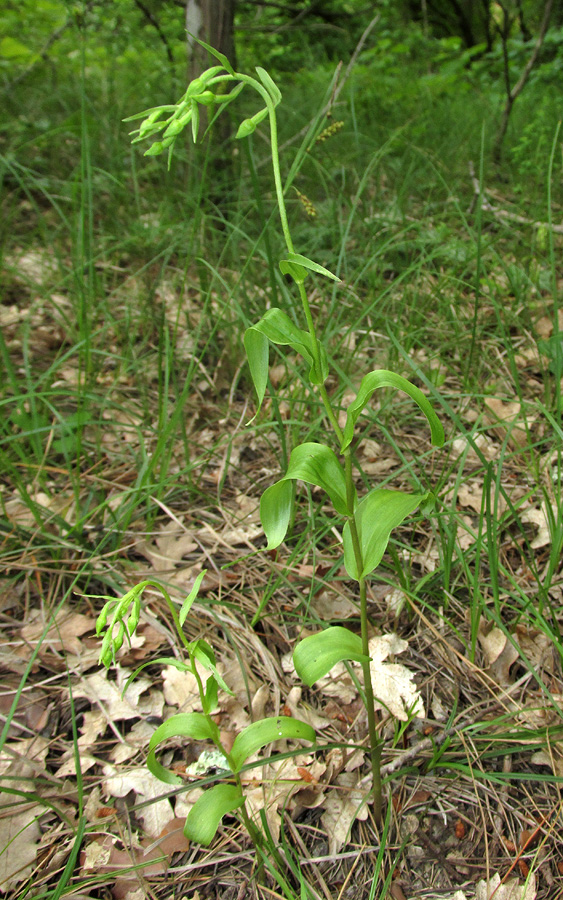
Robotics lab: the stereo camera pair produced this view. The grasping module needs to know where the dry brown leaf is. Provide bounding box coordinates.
[5,490,76,530]
[243,754,326,842]
[484,397,528,449]
[74,666,163,723]
[457,482,485,514]
[110,720,157,765]
[450,434,497,462]
[251,683,269,720]
[21,604,95,658]
[477,619,519,686]
[0,738,48,889]
[309,589,358,621]
[514,624,555,671]
[369,634,425,721]
[137,524,198,571]
[162,666,201,712]
[520,504,552,549]
[358,439,398,475]
[530,748,563,777]
[220,491,262,544]
[102,765,175,837]
[475,872,536,900]
[80,817,189,900]
[285,686,332,730]
[316,662,358,705]
[320,770,370,855]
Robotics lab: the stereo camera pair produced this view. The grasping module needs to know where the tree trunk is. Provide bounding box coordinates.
[186,0,236,83]
[185,0,237,209]
[493,0,554,163]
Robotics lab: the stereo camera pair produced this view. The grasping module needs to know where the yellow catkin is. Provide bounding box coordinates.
[315,120,344,144]
[294,188,317,218]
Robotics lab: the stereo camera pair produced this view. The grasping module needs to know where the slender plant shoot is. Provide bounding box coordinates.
[101,39,444,849]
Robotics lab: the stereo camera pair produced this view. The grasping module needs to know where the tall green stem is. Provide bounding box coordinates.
[344,455,383,823]
[262,93,384,824]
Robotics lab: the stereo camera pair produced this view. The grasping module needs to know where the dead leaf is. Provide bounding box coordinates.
[243,754,326,842]
[520,503,552,549]
[531,748,563,777]
[80,817,189,900]
[477,619,519,686]
[137,524,198,571]
[475,872,536,900]
[102,765,175,837]
[310,589,358,621]
[161,666,201,712]
[450,434,497,462]
[484,397,528,449]
[457,483,485,514]
[320,770,370,855]
[21,604,94,657]
[0,738,48,888]
[369,634,425,721]
[73,666,163,723]
[514,624,555,671]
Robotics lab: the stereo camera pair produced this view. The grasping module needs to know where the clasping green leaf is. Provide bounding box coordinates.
[147,713,222,785]
[342,488,430,579]
[244,308,329,415]
[341,370,444,452]
[230,716,315,773]
[260,442,351,549]
[184,784,244,845]
[279,252,340,283]
[293,626,368,686]
[255,66,282,105]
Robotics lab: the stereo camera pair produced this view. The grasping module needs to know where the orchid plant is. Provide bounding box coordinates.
[97,38,444,849]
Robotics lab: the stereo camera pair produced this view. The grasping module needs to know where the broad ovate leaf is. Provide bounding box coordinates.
[342,489,429,579]
[260,479,294,551]
[260,443,351,550]
[280,252,340,283]
[293,626,368,686]
[230,716,315,773]
[244,308,329,415]
[341,370,444,452]
[285,443,349,515]
[184,784,244,845]
[147,713,222,785]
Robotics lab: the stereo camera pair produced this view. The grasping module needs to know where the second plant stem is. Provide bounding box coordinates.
[267,100,384,824]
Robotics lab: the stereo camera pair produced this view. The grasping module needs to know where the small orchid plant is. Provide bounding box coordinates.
[97,39,444,849]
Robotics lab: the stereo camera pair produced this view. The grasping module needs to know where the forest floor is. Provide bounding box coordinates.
[1,159,563,900]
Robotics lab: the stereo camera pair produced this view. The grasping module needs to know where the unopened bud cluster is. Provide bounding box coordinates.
[96,589,142,667]
[124,65,244,166]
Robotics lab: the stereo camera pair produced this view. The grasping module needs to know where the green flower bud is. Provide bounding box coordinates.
[126,602,140,636]
[200,65,224,84]
[236,118,256,139]
[186,77,205,98]
[191,91,215,106]
[113,621,125,653]
[163,110,192,138]
[138,108,165,138]
[144,141,165,156]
